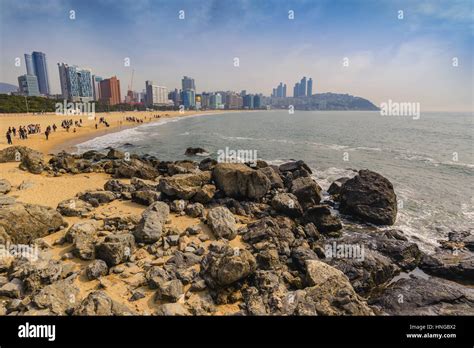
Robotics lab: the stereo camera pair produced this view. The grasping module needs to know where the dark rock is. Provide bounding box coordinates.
[339,170,397,225]
[420,251,474,284]
[185,203,205,218]
[327,177,350,196]
[32,278,80,315]
[106,148,125,160]
[199,158,217,171]
[206,206,237,240]
[133,202,170,244]
[290,176,322,209]
[185,147,208,156]
[271,193,303,217]
[64,220,98,260]
[57,198,93,217]
[79,190,116,205]
[96,233,135,266]
[159,172,211,200]
[9,258,62,293]
[131,190,162,205]
[74,290,134,315]
[303,205,342,235]
[0,278,23,298]
[279,160,312,174]
[86,260,109,280]
[155,279,184,302]
[260,166,284,189]
[114,158,159,180]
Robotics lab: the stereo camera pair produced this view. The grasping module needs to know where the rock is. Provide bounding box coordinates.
[170,199,187,212]
[0,202,66,244]
[212,163,271,201]
[185,203,205,218]
[167,161,199,175]
[279,160,312,174]
[0,278,23,298]
[9,258,62,293]
[79,190,116,205]
[290,176,322,210]
[291,246,319,269]
[156,303,190,316]
[201,244,257,288]
[106,148,125,159]
[81,150,105,161]
[64,220,98,260]
[133,202,169,244]
[19,149,45,174]
[86,260,109,280]
[155,279,184,302]
[260,166,284,189]
[33,278,80,315]
[302,259,374,315]
[96,233,135,266]
[114,158,159,180]
[57,198,93,217]
[339,170,397,225]
[129,290,145,301]
[185,147,208,156]
[131,190,162,206]
[369,276,474,315]
[18,180,35,190]
[0,179,11,194]
[271,193,303,217]
[193,184,216,203]
[420,251,474,284]
[206,207,237,240]
[74,290,134,315]
[159,171,211,200]
[0,195,16,206]
[303,205,342,234]
[199,158,217,171]
[327,177,350,196]
[104,179,135,194]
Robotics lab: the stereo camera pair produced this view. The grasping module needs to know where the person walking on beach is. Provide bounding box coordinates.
[6,130,12,145]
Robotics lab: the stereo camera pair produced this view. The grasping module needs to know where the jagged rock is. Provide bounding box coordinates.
[0,179,11,194]
[155,279,184,302]
[242,217,296,255]
[19,149,45,174]
[33,278,80,315]
[79,190,117,205]
[290,176,322,209]
[131,190,162,205]
[64,220,98,260]
[420,251,474,284]
[271,193,303,217]
[156,303,190,316]
[339,170,397,225]
[74,290,134,315]
[199,158,217,171]
[133,202,169,244]
[57,198,93,217]
[96,233,135,266]
[194,184,216,203]
[279,160,312,174]
[185,147,208,156]
[114,158,159,180]
[303,205,342,235]
[86,260,109,280]
[201,244,257,288]
[260,166,284,189]
[369,276,474,315]
[0,278,23,298]
[212,163,271,201]
[106,148,125,159]
[81,150,105,161]
[159,171,211,200]
[327,177,350,196]
[185,203,205,218]
[206,206,237,240]
[167,161,199,175]
[0,202,66,244]
[9,258,63,293]
[104,179,135,194]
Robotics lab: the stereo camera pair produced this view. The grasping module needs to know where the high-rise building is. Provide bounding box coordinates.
[243,94,254,109]
[18,74,40,96]
[181,89,196,108]
[276,82,283,97]
[145,80,168,106]
[24,54,35,76]
[99,76,121,105]
[30,52,50,95]
[58,63,93,102]
[293,83,299,97]
[181,76,196,91]
[299,77,307,97]
[254,94,262,109]
[307,78,313,96]
[92,75,103,101]
[225,93,243,109]
[283,84,287,98]
[209,93,222,109]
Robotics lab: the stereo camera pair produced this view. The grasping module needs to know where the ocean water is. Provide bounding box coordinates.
[76,110,473,251]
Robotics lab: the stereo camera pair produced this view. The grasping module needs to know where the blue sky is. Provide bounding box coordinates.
[0,0,472,110]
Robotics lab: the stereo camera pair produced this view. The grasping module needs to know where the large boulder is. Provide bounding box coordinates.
[114,158,159,180]
[133,202,170,244]
[64,220,98,260]
[0,202,66,244]
[57,198,94,217]
[96,233,135,266]
[74,290,134,315]
[212,163,271,201]
[369,276,474,315]
[201,243,257,288]
[0,146,44,174]
[8,258,63,293]
[339,170,397,225]
[32,278,80,315]
[159,172,211,200]
[420,251,474,284]
[290,176,322,209]
[271,193,303,217]
[79,191,117,206]
[206,206,237,240]
[303,205,342,235]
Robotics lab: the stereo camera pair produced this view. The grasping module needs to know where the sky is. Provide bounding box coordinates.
[0,0,472,111]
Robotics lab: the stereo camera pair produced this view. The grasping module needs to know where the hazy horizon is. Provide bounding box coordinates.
[0,0,473,111]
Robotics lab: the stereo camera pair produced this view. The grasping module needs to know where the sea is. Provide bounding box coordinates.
[76,110,473,252]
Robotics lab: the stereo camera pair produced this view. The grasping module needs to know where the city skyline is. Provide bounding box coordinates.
[0,0,472,111]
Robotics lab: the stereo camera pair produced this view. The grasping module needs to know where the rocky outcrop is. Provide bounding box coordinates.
[159,171,211,200]
[212,163,271,201]
[339,170,397,225]
[303,205,342,235]
[114,158,159,180]
[0,202,66,244]
[0,146,44,174]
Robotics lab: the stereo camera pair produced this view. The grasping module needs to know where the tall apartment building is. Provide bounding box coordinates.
[145,80,168,106]
[18,74,40,96]
[58,63,93,102]
[99,76,121,105]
